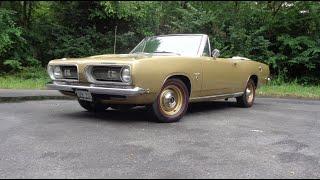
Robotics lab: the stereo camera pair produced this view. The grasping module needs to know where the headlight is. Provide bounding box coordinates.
[47,65,63,80]
[53,66,63,79]
[121,66,131,83]
[47,65,55,80]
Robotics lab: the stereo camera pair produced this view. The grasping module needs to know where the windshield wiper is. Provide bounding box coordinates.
[153,51,181,56]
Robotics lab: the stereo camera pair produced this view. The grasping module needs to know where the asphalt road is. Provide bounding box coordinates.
[0,89,64,98]
[0,98,319,178]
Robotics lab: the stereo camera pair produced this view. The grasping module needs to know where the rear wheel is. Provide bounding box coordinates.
[236,79,256,107]
[78,100,109,112]
[151,78,189,123]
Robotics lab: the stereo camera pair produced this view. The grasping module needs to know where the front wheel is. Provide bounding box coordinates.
[236,79,256,108]
[151,78,189,123]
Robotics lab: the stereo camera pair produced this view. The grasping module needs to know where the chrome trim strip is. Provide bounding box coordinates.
[47,83,145,96]
[152,34,206,37]
[129,38,146,54]
[208,36,211,57]
[190,92,244,101]
[53,79,79,83]
[197,35,208,57]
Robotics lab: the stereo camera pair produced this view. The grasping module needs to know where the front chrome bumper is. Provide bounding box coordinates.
[47,82,146,96]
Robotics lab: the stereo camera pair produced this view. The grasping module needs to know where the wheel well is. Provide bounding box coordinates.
[168,75,191,96]
[250,75,258,87]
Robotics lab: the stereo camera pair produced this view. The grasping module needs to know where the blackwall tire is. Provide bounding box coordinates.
[236,79,256,108]
[78,100,109,112]
[151,78,189,123]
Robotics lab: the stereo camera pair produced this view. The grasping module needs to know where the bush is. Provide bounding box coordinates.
[0,9,23,71]
[0,9,40,72]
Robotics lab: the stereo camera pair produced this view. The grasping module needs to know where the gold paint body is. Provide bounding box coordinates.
[48,53,270,105]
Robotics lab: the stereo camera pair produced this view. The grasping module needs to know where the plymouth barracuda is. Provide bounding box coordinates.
[47,34,270,122]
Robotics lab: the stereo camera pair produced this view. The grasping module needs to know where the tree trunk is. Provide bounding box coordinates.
[234,1,239,13]
[273,2,284,17]
[267,1,272,9]
[181,1,188,9]
[27,1,32,28]
[23,1,27,27]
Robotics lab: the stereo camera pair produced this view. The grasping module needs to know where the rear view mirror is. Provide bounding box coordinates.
[211,49,220,58]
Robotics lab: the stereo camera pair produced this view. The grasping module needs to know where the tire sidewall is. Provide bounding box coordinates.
[152,78,189,123]
[78,99,109,112]
[244,79,256,107]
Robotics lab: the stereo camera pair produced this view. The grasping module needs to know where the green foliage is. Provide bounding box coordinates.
[47,27,111,58]
[0,9,21,54]
[0,9,23,71]
[0,8,40,72]
[0,1,319,84]
[3,59,22,70]
[0,67,50,89]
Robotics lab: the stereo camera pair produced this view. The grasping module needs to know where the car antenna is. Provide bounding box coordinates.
[113,25,117,54]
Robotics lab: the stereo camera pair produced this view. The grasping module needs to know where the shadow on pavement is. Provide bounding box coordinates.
[63,106,150,123]
[188,100,239,114]
[62,100,239,123]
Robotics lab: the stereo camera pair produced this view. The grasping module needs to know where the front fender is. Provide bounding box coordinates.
[132,57,202,101]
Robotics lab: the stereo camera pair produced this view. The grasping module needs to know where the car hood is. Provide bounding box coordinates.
[87,54,152,61]
[49,54,155,64]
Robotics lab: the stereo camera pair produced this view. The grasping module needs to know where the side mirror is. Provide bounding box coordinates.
[211,49,220,58]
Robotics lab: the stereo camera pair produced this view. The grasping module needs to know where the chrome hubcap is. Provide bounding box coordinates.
[246,88,251,96]
[163,90,177,109]
[159,84,184,116]
[246,83,254,103]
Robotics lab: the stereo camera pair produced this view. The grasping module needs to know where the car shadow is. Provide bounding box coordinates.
[63,106,150,123]
[188,100,239,114]
[62,100,239,123]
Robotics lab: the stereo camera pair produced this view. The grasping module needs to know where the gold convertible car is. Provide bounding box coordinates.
[47,34,270,122]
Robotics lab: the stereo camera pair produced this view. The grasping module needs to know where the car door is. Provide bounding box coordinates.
[199,36,242,97]
[201,57,239,96]
[225,57,246,92]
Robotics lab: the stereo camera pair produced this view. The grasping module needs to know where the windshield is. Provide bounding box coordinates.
[130,35,203,56]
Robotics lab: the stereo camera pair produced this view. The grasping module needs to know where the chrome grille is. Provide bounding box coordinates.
[91,66,122,82]
[61,66,78,80]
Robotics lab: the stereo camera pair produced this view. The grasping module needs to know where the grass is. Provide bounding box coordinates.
[257,83,320,100]
[0,67,319,100]
[0,67,50,89]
